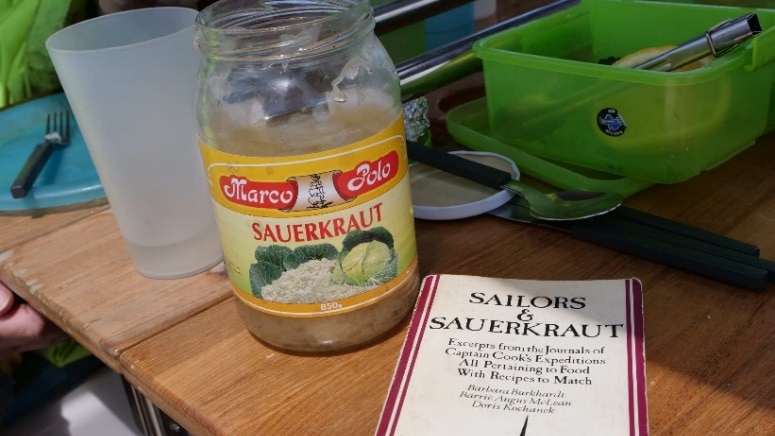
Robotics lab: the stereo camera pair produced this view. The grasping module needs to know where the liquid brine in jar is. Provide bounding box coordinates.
[194,0,420,352]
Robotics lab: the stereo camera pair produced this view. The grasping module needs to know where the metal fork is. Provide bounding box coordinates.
[10,111,72,198]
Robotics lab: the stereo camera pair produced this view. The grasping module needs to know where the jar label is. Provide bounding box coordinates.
[199,116,417,318]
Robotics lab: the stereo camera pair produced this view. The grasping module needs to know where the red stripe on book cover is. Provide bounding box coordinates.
[627,278,649,435]
[377,274,441,436]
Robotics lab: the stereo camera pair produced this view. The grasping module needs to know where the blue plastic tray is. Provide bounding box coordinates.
[0,93,105,212]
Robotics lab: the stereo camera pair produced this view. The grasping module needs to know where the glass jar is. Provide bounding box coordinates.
[195,0,420,353]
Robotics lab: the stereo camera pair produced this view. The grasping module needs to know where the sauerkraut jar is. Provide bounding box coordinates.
[194,0,420,352]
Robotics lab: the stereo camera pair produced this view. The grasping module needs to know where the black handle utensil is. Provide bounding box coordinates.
[10,111,72,199]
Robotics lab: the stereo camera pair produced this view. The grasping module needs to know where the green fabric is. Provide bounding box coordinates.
[0,0,39,106]
[0,1,93,367]
[37,338,92,368]
[0,0,76,108]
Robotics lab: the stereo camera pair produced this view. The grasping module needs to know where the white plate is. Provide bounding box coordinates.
[410,150,519,220]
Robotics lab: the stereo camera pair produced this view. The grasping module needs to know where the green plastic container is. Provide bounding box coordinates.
[445,97,653,197]
[646,1,775,6]
[473,0,775,183]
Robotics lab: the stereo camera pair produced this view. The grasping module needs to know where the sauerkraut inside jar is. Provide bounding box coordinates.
[195,0,420,353]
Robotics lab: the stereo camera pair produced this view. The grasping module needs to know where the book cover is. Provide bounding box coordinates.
[377,275,648,436]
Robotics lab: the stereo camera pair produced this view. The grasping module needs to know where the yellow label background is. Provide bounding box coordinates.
[200,117,417,317]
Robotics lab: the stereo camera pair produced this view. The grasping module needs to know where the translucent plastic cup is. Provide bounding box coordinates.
[46,7,222,279]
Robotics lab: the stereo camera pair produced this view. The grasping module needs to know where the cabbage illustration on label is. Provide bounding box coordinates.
[250,227,398,303]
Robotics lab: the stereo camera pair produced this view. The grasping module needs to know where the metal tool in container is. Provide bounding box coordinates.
[635,12,762,71]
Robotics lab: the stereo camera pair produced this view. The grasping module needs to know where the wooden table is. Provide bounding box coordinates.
[3,127,774,435]
[3,3,775,435]
[129,130,775,435]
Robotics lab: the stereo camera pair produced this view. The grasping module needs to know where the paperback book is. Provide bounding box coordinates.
[377,275,648,436]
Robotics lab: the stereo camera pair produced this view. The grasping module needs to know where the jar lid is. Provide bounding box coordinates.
[409,150,520,220]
